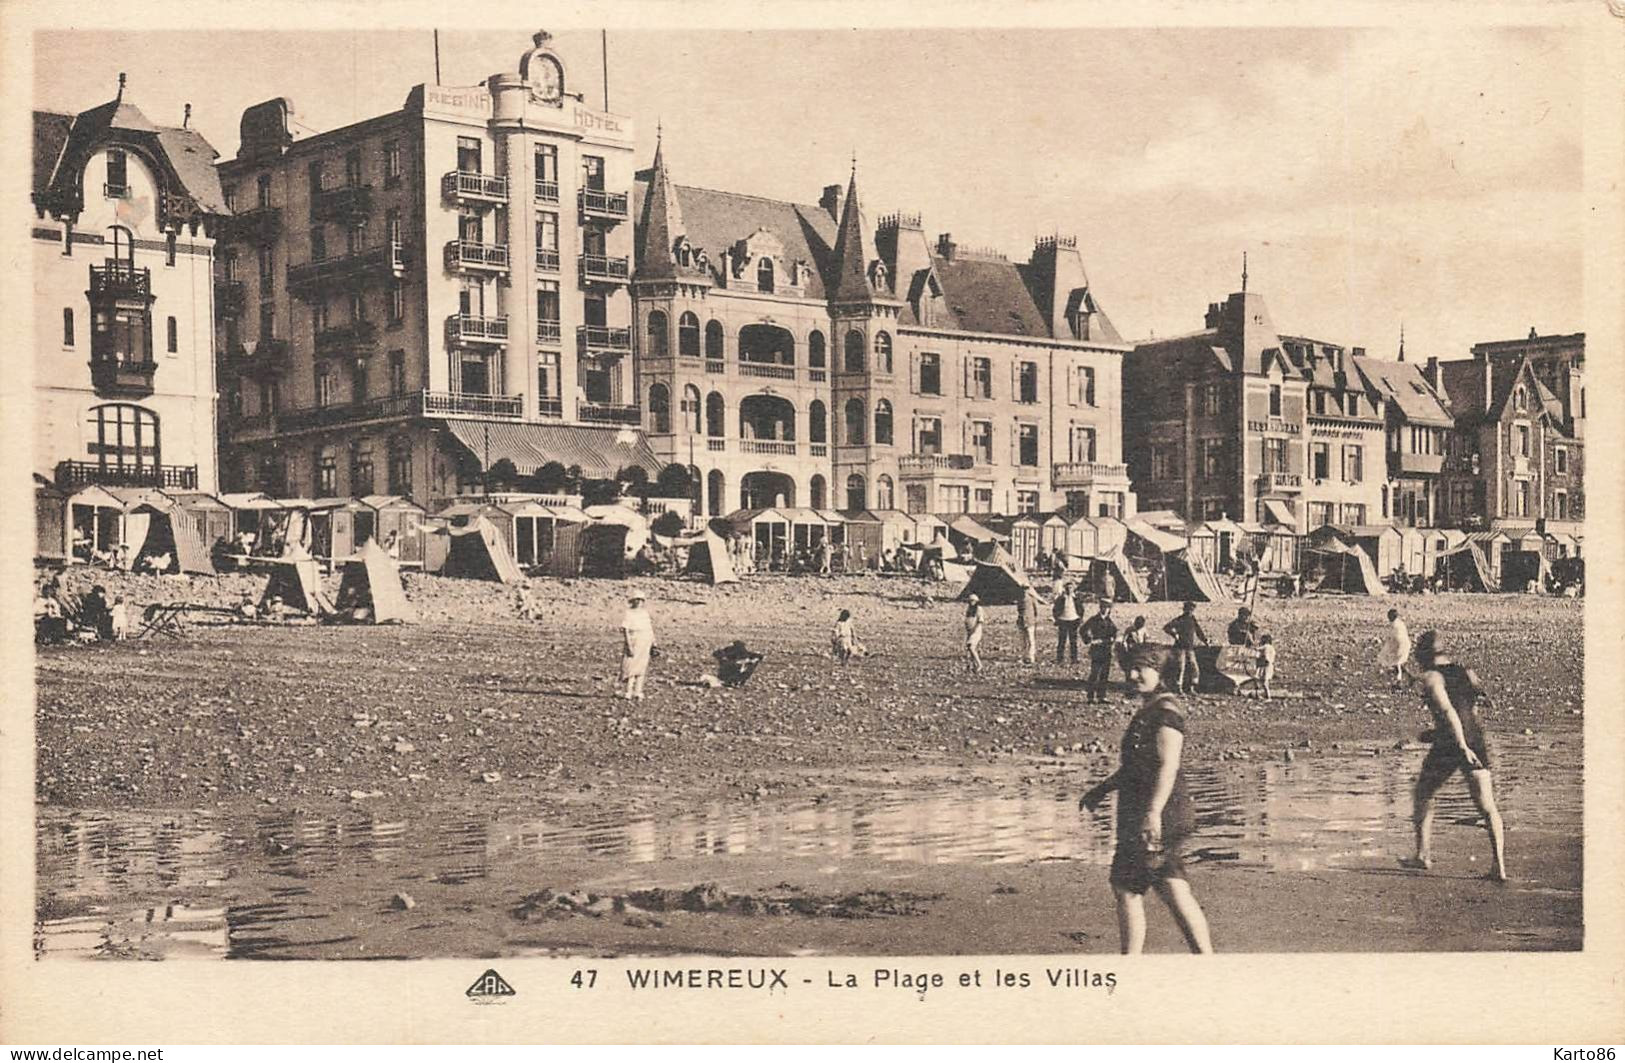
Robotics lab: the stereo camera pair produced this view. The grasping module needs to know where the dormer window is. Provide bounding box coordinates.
[756,257,775,294]
[1514,385,1527,411]
[868,260,888,291]
[674,239,691,267]
[105,150,129,199]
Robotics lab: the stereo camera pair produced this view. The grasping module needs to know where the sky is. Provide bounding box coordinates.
[34,24,1586,363]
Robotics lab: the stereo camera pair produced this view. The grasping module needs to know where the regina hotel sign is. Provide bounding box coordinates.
[409,82,633,148]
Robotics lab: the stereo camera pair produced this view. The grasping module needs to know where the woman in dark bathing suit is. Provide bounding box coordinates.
[1404,629,1508,882]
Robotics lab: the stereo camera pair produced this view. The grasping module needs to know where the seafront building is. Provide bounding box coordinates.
[31,79,229,496]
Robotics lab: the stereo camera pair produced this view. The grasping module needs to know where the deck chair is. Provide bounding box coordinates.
[138,602,189,640]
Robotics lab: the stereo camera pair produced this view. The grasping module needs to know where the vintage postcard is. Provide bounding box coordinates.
[1,0,1621,1046]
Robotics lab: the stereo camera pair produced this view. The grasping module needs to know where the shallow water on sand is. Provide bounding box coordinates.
[36,741,1577,958]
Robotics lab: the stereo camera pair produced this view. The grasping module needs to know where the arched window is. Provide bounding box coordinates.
[87,403,160,476]
[757,257,775,293]
[705,392,725,438]
[809,474,827,511]
[687,464,703,510]
[648,382,671,433]
[873,331,893,374]
[875,474,895,510]
[845,473,867,511]
[844,329,866,373]
[645,309,669,357]
[681,384,702,434]
[809,400,827,444]
[1514,386,1527,411]
[874,399,893,445]
[707,469,725,516]
[107,226,135,265]
[808,330,826,368]
[844,397,866,445]
[677,312,700,357]
[705,320,725,360]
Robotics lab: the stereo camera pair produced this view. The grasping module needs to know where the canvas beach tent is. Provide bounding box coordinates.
[684,529,739,584]
[1162,549,1230,603]
[1306,539,1386,595]
[259,556,335,616]
[1089,549,1149,603]
[443,517,524,583]
[956,543,1032,605]
[333,539,417,623]
[1436,541,1493,592]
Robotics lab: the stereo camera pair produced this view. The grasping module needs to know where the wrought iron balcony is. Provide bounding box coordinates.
[534,179,559,203]
[899,453,975,476]
[421,390,524,419]
[287,242,407,297]
[1256,472,1304,492]
[56,460,196,491]
[88,262,153,302]
[537,396,564,419]
[311,183,374,223]
[314,319,379,356]
[1051,461,1130,487]
[578,188,630,223]
[231,338,291,379]
[445,313,509,345]
[275,392,422,432]
[578,253,630,286]
[535,249,561,273]
[537,320,562,345]
[103,182,130,200]
[577,325,633,355]
[441,170,509,204]
[444,239,510,273]
[215,279,247,316]
[89,355,158,398]
[577,401,641,426]
[223,206,281,245]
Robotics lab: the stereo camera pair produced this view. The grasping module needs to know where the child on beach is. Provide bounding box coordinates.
[832,609,858,664]
[1255,635,1276,700]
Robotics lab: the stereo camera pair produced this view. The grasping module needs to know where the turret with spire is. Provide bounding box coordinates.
[632,127,707,288]
[825,164,883,306]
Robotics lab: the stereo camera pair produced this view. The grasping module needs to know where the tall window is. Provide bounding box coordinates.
[971,357,992,398]
[88,404,160,474]
[457,136,482,173]
[1199,437,1224,478]
[678,312,700,357]
[706,320,725,360]
[1515,424,1531,457]
[344,149,363,187]
[383,140,401,183]
[259,303,276,343]
[844,398,866,445]
[808,330,825,368]
[1079,366,1096,406]
[1150,444,1177,481]
[1018,424,1039,466]
[258,246,274,295]
[536,282,560,329]
[1264,437,1288,473]
[681,385,702,433]
[1556,446,1568,474]
[388,350,406,396]
[874,332,893,374]
[387,437,412,495]
[386,208,403,250]
[389,282,405,323]
[108,226,135,265]
[581,155,605,190]
[649,383,671,433]
[458,210,482,244]
[105,149,128,196]
[645,310,669,357]
[165,233,177,267]
[1018,362,1038,404]
[310,227,326,263]
[62,308,74,347]
[1071,426,1097,463]
[1341,444,1363,483]
[905,483,928,515]
[1201,383,1222,415]
[876,475,895,510]
[874,400,893,445]
[93,307,152,365]
[351,446,375,496]
[535,144,559,198]
[845,474,867,512]
[1269,384,1282,416]
[916,416,942,455]
[166,316,178,354]
[316,447,338,496]
[1016,489,1039,514]
[536,212,558,254]
[1308,501,1334,528]
[757,258,775,293]
[844,330,865,373]
[256,173,272,208]
[315,369,336,408]
[917,351,940,394]
[970,421,993,464]
[1311,442,1330,480]
[307,162,325,205]
[808,400,827,444]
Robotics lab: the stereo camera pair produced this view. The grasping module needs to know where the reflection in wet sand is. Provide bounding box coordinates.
[36,742,1577,958]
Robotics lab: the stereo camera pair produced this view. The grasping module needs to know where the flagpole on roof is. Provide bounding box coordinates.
[434,30,442,86]
[602,29,610,110]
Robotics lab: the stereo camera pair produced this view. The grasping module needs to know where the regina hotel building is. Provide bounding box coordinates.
[213,31,1136,518]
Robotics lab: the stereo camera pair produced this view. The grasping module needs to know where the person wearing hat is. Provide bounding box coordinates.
[1052,579,1081,665]
[1014,583,1040,665]
[963,593,986,675]
[1080,597,1119,703]
[1404,629,1508,882]
[1080,642,1213,954]
[619,593,657,701]
[1162,601,1209,694]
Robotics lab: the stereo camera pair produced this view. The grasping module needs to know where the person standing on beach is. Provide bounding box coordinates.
[1378,607,1411,684]
[1162,601,1209,694]
[1053,581,1081,665]
[1080,598,1119,703]
[832,609,858,664]
[1080,643,1214,954]
[1404,630,1508,882]
[1015,584,1040,665]
[619,594,656,701]
[964,593,986,675]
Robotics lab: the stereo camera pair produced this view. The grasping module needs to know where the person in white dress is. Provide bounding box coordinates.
[964,594,986,675]
[619,594,656,700]
[1378,607,1410,684]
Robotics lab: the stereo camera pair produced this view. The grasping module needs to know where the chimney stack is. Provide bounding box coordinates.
[1424,356,1440,389]
[820,183,844,222]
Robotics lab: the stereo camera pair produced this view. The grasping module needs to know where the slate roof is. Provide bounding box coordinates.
[1354,357,1454,427]
[933,254,1050,337]
[1129,332,1232,376]
[33,96,227,217]
[33,111,72,196]
[1435,354,1566,430]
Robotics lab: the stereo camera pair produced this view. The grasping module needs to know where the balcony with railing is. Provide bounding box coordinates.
[535,248,561,273]
[215,278,247,317]
[577,325,633,355]
[56,460,196,491]
[707,438,726,452]
[441,170,509,205]
[89,262,153,303]
[535,178,560,203]
[288,242,407,297]
[579,253,630,287]
[809,443,828,457]
[1051,461,1130,487]
[421,390,524,419]
[739,362,796,380]
[277,392,422,433]
[741,439,798,456]
[446,314,509,346]
[536,320,562,346]
[311,183,374,223]
[314,319,379,356]
[444,239,510,273]
[1256,471,1304,492]
[223,205,282,245]
[537,396,564,419]
[705,360,726,375]
[89,354,158,398]
[899,453,975,476]
[231,338,291,379]
[577,401,641,426]
[578,188,630,223]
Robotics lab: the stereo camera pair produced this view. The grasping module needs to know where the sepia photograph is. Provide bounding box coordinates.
[4,2,1621,1046]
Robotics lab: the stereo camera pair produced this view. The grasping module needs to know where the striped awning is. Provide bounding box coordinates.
[440,420,661,480]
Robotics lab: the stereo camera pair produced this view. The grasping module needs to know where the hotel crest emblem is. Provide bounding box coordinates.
[521,30,565,106]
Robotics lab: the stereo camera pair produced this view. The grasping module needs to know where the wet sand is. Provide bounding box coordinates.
[34,572,1584,955]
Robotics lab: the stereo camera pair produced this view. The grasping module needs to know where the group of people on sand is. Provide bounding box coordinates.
[34,577,130,644]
